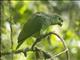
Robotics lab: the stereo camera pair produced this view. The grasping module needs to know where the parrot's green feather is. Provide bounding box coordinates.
[16,14,42,49]
[16,12,63,49]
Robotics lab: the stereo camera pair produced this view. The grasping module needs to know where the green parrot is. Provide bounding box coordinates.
[16,12,63,49]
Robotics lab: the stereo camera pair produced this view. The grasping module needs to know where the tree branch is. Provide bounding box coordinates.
[31,32,67,50]
[1,48,29,56]
[31,32,69,60]
[1,32,69,60]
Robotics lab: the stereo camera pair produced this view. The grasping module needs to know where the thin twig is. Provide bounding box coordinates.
[8,0,13,50]
[8,1,14,60]
[9,20,13,50]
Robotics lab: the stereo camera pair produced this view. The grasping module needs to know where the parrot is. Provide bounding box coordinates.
[16,12,63,49]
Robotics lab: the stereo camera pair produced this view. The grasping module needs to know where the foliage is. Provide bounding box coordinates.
[1,0,80,60]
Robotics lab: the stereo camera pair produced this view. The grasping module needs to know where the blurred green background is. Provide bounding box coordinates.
[1,0,80,60]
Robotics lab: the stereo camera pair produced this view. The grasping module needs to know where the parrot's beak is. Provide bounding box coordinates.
[58,19,63,26]
[58,23,62,26]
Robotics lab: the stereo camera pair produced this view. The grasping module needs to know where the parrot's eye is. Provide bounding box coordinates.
[59,17,63,22]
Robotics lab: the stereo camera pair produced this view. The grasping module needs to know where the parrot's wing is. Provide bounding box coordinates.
[16,14,42,49]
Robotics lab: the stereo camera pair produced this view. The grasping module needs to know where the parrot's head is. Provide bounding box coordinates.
[51,15,63,26]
